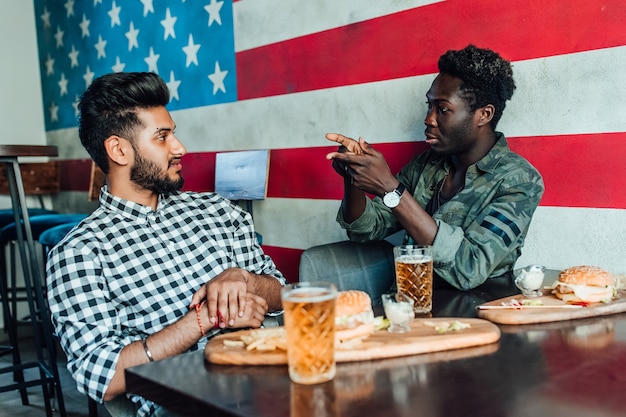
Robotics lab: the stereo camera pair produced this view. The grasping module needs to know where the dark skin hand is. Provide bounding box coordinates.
[325,133,396,196]
[325,133,439,245]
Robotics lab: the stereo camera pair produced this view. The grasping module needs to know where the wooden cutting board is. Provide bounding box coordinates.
[204,318,500,365]
[476,291,626,325]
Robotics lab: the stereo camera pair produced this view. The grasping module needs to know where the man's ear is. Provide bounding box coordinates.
[104,135,132,166]
[477,104,495,127]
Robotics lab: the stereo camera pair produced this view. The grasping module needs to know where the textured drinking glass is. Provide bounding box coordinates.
[393,245,433,314]
[382,292,414,333]
[282,282,337,384]
[514,264,546,297]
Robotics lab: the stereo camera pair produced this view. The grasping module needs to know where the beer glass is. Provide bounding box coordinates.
[393,245,433,314]
[282,281,337,384]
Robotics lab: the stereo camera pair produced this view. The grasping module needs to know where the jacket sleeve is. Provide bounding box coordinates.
[432,171,544,290]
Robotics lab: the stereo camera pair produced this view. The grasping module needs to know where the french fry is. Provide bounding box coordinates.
[224,327,288,352]
[223,339,245,348]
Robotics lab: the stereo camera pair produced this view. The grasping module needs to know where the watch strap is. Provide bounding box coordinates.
[393,183,406,197]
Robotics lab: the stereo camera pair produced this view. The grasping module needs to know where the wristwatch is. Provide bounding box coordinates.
[382,183,406,208]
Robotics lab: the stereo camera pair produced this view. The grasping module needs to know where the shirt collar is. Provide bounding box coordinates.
[475,132,509,174]
[428,131,510,174]
[99,185,168,221]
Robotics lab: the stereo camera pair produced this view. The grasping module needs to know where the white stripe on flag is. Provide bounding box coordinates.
[233,0,442,52]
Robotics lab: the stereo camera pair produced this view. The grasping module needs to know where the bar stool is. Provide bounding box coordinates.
[0,161,59,336]
[0,213,89,331]
[0,145,67,417]
[39,221,100,417]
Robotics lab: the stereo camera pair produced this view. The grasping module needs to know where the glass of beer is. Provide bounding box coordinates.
[393,245,433,314]
[281,281,337,384]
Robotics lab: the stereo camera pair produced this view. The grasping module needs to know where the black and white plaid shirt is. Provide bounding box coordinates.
[47,187,285,415]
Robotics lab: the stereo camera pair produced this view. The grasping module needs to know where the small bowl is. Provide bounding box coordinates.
[514,264,546,298]
[382,292,414,333]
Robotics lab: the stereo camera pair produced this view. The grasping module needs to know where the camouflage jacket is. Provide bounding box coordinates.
[337,133,545,290]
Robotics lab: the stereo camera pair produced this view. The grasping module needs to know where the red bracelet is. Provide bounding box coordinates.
[195,300,207,337]
[214,310,224,329]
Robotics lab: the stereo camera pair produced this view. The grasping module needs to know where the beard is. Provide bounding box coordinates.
[130,153,184,196]
[431,113,476,156]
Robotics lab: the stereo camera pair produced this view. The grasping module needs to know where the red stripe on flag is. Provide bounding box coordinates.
[58,159,94,192]
[266,142,426,200]
[63,132,626,210]
[509,132,626,209]
[181,152,216,193]
[237,0,626,100]
[261,245,303,283]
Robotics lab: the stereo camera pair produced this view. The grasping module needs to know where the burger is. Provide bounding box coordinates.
[335,290,376,345]
[553,265,617,303]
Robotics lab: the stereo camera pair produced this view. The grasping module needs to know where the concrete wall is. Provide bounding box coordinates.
[10,1,626,282]
[0,0,48,209]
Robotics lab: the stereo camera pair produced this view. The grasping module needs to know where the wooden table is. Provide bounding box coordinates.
[126,272,626,417]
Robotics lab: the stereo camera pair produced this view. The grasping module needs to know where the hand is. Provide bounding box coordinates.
[325,133,364,179]
[325,133,365,155]
[229,293,269,329]
[326,135,396,196]
[190,268,250,328]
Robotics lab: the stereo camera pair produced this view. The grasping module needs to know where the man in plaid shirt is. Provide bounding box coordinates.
[46,72,286,417]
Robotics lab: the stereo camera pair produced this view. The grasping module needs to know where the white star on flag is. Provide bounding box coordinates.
[72,95,80,117]
[68,45,79,68]
[108,1,121,28]
[58,73,68,96]
[112,57,125,73]
[144,47,160,73]
[126,21,139,51]
[182,34,200,67]
[79,14,90,37]
[49,102,59,122]
[140,0,154,17]
[54,26,64,48]
[45,55,54,76]
[161,8,177,40]
[64,0,75,18]
[167,71,181,102]
[205,0,224,26]
[94,35,107,59]
[83,66,95,88]
[34,0,237,129]
[208,61,228,94]
[41,8,51,29]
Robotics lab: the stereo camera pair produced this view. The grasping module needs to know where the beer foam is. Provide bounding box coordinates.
[282,287,336,303]
[395,254,432,264]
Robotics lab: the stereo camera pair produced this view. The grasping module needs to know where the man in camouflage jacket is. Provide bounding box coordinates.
[325,45,544,290]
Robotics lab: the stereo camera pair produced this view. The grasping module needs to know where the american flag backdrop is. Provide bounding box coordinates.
[38,0,626,281]
[34,0,236,130]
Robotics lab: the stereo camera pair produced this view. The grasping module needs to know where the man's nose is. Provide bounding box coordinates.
[424,109,437,127]
[171,135,187,155]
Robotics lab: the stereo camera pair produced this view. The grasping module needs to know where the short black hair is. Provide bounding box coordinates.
[78,72,170,173]
[438,44,515,129]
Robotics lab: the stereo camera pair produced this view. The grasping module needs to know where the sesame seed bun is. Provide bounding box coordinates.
[335,290,375,343]
[558,265,615,287]
[336,290,373,317]
[554,266,616,303]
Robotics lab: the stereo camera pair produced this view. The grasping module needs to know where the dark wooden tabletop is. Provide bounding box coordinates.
[126,271,626,417]
[0,144,58,158]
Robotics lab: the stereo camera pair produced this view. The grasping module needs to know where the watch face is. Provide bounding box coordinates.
[383,191,400,208]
